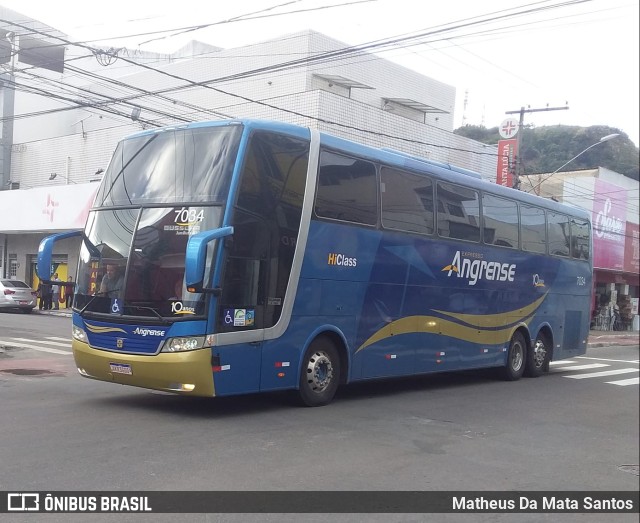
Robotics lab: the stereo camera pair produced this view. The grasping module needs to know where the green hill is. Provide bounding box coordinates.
[454,124,639,180]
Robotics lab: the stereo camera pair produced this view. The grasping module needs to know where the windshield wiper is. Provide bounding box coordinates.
[77,289,122,315]
[78,293,105,314]
[127,305,171,325]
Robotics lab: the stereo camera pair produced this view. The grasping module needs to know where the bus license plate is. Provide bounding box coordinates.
[109,363,132,375]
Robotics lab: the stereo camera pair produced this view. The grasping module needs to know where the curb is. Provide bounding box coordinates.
[34,310,72,318]
[587,336,639,348]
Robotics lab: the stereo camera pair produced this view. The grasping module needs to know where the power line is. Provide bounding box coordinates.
[0,1,625,166]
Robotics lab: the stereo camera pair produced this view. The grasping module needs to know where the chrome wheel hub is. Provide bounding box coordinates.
[305,350,333,392]
[511,343,524,372]
[533,339,547,368]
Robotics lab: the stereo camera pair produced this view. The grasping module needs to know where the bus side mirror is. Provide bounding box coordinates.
[37,231,82,283]
[185,226,234,292]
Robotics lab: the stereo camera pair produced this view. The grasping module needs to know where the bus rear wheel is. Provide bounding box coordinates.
[525,333,550,377]
[298,338,340,407]
[501,331,526,381]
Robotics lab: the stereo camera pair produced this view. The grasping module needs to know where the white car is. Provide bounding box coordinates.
[0,279,37,313]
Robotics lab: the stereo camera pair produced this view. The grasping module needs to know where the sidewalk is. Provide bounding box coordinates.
[35,308,72,318]
[587,329,639,348]
[34,308,638,348]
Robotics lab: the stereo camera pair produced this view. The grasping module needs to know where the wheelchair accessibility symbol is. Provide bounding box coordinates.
[223,309,233,325]
[111,298,122,314]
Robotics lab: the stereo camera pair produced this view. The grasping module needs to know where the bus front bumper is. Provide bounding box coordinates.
[72,340,215,397]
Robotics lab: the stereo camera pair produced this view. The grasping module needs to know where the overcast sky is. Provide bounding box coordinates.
[3,0,639,146]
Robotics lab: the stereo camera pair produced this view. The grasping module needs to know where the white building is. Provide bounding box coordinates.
[0,8,499,290]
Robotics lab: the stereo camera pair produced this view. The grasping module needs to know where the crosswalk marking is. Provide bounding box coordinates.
[577,356,640,364]
[11,337,71,348]
[607,377,640,386]
[547,360,638,387]
[0,338,72,355]
[565,368,639,379]
[552,363,609,371]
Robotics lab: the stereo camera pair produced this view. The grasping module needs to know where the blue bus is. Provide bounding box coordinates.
[37,119,593,406]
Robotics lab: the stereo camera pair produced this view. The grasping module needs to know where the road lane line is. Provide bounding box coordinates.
[565,368,639,379]
[550,360,577,366]
[0,339,71,355]
[606,377,640,386]
[46,336,72,342]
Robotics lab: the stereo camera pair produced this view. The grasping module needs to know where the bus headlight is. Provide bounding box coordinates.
[161,336,206,353]
[72,325,87,342]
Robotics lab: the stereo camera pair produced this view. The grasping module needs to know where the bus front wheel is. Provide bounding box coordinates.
[501,332,526,381]
[298,338,340,407]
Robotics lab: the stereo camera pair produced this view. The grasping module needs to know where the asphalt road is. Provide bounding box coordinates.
[0,311,638,523]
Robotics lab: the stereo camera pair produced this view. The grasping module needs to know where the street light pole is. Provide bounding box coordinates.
[550,133,620,174]
[530,133,620,194]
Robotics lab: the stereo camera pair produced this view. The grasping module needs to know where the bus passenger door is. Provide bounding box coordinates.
[213,212,270,395]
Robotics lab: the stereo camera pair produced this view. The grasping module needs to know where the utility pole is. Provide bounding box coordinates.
[505,104,569,190]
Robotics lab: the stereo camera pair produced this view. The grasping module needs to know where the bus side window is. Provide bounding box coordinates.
[570,218,590,260]
[381,166,434,235]
[482,193,518,248]
[221,213,268,307]
[548,212,570,257]
[436,181,480,242]
[521,204,547,254]
[315,151,377,226]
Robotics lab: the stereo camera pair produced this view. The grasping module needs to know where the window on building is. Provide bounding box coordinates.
[9,254,17,278]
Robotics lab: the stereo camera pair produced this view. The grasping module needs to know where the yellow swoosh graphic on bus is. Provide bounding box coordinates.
[433,294,546,329]
[84,323,127,334]
[356,294,546,353]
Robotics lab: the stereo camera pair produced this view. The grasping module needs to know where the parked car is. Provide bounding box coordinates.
[0,279,37,313]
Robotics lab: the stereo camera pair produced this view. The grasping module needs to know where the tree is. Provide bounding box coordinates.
[454,124,639,180]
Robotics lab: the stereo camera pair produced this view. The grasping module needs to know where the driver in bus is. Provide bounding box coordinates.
[98,264,123,298]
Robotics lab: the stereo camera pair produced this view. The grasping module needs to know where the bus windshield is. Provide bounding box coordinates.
[75,205,223,320]
[95,124,241,206]
[73,124,243,320]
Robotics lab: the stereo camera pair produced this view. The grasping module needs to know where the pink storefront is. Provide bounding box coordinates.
[590,179,639,330]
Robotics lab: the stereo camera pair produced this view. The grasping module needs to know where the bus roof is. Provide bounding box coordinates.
[121,118,591,222]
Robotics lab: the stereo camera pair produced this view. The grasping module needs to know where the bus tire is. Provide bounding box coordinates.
[501,331,526,381]
[298,338,340,407]
[525,333,550,377]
